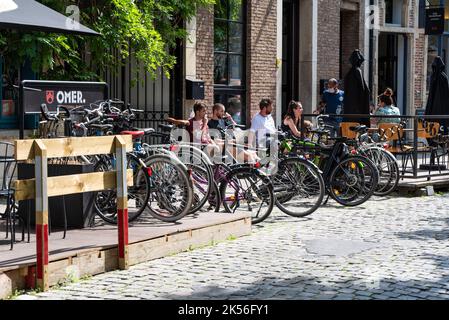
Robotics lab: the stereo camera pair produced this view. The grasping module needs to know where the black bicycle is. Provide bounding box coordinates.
[281,125,379,207]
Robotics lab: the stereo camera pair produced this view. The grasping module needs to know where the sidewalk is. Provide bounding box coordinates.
[12,193,449,300]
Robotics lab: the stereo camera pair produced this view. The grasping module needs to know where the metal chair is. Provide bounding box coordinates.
[0,141,25,250]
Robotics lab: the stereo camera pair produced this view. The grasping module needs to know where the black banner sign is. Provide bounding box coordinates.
[425,7,445,35]
[21,80,108,113]
[19,80,109,138]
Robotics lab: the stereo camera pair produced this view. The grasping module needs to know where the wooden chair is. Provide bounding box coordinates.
[378,123,407,152]
[418,120,440,140]
[417,120,446,173]
[377,123,412,175]
[340,122,360,140]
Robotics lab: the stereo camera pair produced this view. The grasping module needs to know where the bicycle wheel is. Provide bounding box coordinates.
[148,144,214,214]
[207,164,231,211]
[188,164,213,214]
[94,154,150,224]
[328,156,378,207]
[178,147,214,214]
[145,154,194,222]
[360,147,399,196]
[220,166,274,224]
[273,157,325,217]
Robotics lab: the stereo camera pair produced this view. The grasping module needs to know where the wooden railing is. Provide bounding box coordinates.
[14,135,133,291]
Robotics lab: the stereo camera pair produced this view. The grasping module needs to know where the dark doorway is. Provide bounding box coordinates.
[378,33,407,114]
[282,0,300,116]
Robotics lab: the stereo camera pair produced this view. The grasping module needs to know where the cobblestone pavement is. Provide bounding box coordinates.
[15,193,449,300]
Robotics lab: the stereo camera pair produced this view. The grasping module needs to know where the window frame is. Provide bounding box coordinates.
[213,0,247,125]
[384,0,403,27]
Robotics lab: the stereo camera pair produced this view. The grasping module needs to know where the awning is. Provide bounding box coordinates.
[0,0,100,36]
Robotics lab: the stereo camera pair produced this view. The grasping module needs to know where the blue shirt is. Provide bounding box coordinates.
[322,89,345,116]
[375,105,401,124]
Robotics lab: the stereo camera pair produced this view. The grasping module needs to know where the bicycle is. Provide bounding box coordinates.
[349,124,400,196]
[66,100,194,223]
[282,116,379,207]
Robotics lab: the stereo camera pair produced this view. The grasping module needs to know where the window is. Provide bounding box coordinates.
[385,0,403,25]
[214,0,246,125]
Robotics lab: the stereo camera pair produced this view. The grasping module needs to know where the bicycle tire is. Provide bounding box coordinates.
[273,157,325,217]
[145,154,194,222]
[219,166,274,224]
[94,154,150,224]
[361,148,399,196]
[328,155,379,207]
[188,164,213,214]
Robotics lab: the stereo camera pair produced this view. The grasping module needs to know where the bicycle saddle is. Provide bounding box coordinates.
[159,124,174,132]
[132,128,155,135]
[121,130,145,138]
[349,125,367,133]
[40,104,57,121]
[142,128,155,135]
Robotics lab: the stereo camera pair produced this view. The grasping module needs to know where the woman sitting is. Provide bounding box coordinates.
[281,100,312,138]
[374,94,401,125]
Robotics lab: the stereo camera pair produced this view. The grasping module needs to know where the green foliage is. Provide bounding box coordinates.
[5,289,26,300]
[226,234,237,241]
[0,0,215,81]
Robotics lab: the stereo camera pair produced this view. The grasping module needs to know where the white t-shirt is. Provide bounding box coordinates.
[250,113,277,146]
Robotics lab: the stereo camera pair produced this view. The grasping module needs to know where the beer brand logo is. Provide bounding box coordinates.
[46,91,55,104]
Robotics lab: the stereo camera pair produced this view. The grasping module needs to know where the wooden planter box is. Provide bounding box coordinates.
[17,163,96,229]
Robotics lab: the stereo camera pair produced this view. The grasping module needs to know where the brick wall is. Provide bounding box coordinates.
[408,0,415,28]
[317,0,365,99]
[414,33,426,109]
[317,0,341,98]
[247,0,278,120]
[341,9,361,78]
[378,0,385,26]
[196,6,214,107]
[195,2,278,124]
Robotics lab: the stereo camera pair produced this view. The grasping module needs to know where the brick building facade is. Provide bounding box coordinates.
[247,0,278,119]
[372,0,427,115]
[183,0,429,126]
[317,0,366,104]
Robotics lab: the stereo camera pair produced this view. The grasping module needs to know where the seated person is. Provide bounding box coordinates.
[375,94,401,125]
[208,103,237,131]
[281,100,313,138]
[249,98,277,148]
[186,102,212,144]
[187,102,258,164]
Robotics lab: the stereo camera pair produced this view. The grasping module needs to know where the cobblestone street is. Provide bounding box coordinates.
[15,193,449,300]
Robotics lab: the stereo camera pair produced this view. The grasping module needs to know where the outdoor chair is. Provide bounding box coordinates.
[378,121,443,178]
[0,141,25,250]
[377,123,410,175]
[0,141,68,250]
[417,120,447,175]
[340,122,360,140]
